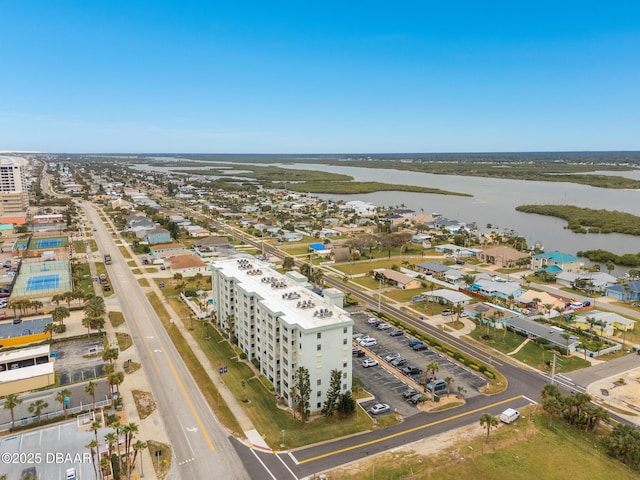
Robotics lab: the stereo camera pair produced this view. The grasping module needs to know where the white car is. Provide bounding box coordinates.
[460,311,469,317]
[369,403,391,415]
[362,358,379,368]
[367,317,379,325]
[384,352,401,362]
[377,322,391,330]
[359,338,377,347]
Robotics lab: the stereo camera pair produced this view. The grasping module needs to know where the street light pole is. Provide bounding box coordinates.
[281,429,286,447]
[378,279,382,313]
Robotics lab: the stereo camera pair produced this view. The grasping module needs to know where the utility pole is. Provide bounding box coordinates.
[378,278,382,313]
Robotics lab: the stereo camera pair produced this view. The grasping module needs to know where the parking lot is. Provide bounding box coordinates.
[352,313,488,418]
[0,420,104,480]
[53,339,106,385]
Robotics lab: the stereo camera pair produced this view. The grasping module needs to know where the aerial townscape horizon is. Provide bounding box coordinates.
[2,2,640,480]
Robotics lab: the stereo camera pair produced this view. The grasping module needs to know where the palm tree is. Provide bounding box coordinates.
[91,420,102,447]
[28,399,49,423]
[51,293,64,306]
[102,347,119,365]
[51,306,70,328]
[542,395,562,426]
[123,421,139,478]
[109,419,123,474]
[86,439,99,480]
[108,372,125,405]
[104,431,117,463]
[43,321,56,339]
[56,388,72,418]
[82,317,93,337]
[84,295,106,319]
[129,440,147,480]
[3,393,22,430]
[451,303,464,325]
[85,380,97,410]
[479,413,499,443]
[423,361,440,398]
[30,299,43,314]
[444,376,454,397]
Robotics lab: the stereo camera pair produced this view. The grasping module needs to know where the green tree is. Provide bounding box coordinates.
[129,440,148,480]
[321,369,342,417]
[282,256,295,271]
[336,391,357,418]
[3,393,22,430]
[479,413,499,443]
[444,376,454,397]
[84,295,106,319]
[423,361,440,398]
[51,306,70,328]
[102,347,119,364]
[28,399,49,423]
[291,366,311,423]
[85,380,97,410]
[86,439,99,480]
[604,423,640,469]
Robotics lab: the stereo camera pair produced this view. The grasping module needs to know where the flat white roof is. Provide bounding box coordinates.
[0,362,54,383]
[0,344,50,363]
[214,258,352,331]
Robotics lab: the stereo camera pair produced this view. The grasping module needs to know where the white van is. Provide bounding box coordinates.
[499,408,520,424]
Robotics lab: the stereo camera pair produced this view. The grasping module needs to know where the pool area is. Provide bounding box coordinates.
[11,260,72,297]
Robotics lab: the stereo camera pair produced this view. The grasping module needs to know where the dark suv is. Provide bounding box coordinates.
[401,366,423,376]
[412,343,428,351]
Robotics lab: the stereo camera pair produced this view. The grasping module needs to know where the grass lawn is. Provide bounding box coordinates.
[75,263,94,296]
[350,276,381,290]
[158,289,374,448]
[108,311,125,327]
[131,268,141,275]
[127,260,137,267]
[512,342,590,372]
[88,240,98,252]
[138,278,150,287]
[118,246,132,259]
[116,332,132,351]
[279,245,314,256]
[329,413,638,480]
[333,259,415,275]
[383,287,431,303]
[73,241,86,254]
[468,328,527,355]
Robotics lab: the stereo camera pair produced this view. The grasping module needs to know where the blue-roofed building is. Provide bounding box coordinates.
[531,251,583,273]
[605,280,640,301]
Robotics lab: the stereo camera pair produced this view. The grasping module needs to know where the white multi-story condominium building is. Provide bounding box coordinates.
[211,257,353,412]
[0,156,29,215]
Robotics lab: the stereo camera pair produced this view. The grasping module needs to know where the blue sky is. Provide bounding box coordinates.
[1,1,639,153]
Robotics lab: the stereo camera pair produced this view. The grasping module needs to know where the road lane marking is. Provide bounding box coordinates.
[249,448,278,480]
[118,264,216,452]
[276,452,300,480]
[177,415,196,458]
[297,395,524,464]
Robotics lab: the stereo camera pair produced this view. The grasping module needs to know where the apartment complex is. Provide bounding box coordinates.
[211,257,353,412]
[0,156,29,215]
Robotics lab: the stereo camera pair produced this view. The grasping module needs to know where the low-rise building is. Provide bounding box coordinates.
[531,251,583,273]
[0,345,55,396]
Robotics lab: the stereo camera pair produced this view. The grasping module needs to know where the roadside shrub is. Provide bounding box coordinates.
[239,352,247,360]
[470,364,480,371]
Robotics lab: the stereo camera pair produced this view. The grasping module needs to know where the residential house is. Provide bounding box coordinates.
[605,280,640,301]
[426,217,467,233]
[376,269,422,290]
[469,278,524,300]
[145,227,172,245]
[423,289,472,306]
[167,254,208,277]
[573,310,635,338]
[556,271,617,293]
[531,251,583,273]
[505,317,580,352]
[477,246,529,268]
[415,262,449,278]
[149,243,186,255]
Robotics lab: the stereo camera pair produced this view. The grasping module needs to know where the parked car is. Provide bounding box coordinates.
[363,358,379,368]
[390,357,407,367]
[360,338,377,347]
[401,366,423,376]
[499,408,520,424]
[407,393,425,405]
[353,350,365,358]
[389,329,404,337]
[369,403,391,415]
[460,311,469,318]
[412,343,428,351]
[377,322,391,330]
[441,309,451,316]
[426,379,447,393]
[408,339,424,347]
[402,388,419,399]
[384,352,401,362]
[367,317,380,325]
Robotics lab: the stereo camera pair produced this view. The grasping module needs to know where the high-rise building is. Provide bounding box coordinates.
[211,257,353,412]
[0,156,29,215]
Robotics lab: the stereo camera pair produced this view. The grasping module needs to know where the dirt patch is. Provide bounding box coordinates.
[124,360,141,374]
[132,390,157,419]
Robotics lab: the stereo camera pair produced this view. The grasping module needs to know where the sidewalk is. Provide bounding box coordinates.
[101,207,269,450]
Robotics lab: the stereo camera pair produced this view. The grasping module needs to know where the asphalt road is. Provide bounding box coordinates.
[82,202,250,480]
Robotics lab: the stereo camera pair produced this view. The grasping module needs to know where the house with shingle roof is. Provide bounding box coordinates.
[415,262,449,277]
[167,255,208,277]
[605,280,640,301]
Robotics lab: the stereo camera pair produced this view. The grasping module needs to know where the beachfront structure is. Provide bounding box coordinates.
[531,251,583,273]
[0,156,29,215]
[211,257,353,412]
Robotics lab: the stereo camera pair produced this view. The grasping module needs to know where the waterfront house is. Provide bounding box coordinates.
[477,246,529,268]
[531,251,583,273]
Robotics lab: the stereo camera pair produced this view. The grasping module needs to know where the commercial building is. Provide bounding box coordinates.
[211,257,353,412]
[0,345,55,396]
[0,156,29,216]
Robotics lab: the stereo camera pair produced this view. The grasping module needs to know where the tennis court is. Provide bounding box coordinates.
[36,238,62,249]
[26,274,61,293]
[11,260,72,297]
